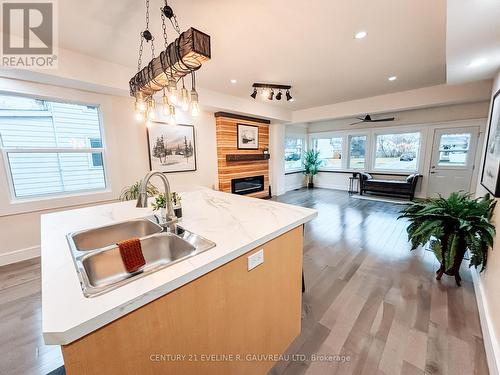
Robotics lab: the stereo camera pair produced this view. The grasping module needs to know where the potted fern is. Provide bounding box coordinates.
[398,192,496,286]
[303,149,322,188]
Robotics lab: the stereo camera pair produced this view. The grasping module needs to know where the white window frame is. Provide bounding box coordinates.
[311,135,345,170]
[372,130,422,173]
[0,93,110,202]
[310,130,370,172]
[284,134,307,173]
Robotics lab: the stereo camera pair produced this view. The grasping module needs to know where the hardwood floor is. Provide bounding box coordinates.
[0,188,488,375]
[0,258,62,375]
[270,188,488,375]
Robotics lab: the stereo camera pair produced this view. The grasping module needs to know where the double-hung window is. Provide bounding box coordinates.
[374,132,420,171]
[0,94,107,199]
[284,136,304,171]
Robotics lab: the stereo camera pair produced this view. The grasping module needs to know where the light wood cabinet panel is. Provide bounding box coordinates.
[62,226,303,375]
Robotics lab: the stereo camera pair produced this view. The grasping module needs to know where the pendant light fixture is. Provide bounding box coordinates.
[130,0,211,124]
[190,72,199,117]
[180,78,190,111]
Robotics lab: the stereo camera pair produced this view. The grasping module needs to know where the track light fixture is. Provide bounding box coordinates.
[250,83,293,102]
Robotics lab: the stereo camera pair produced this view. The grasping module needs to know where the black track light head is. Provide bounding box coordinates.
[276,91,282,100]
[268,89,274,100]
[250,88,257,99]
[286,90,293,101]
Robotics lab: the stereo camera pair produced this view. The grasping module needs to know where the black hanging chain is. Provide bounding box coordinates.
[137,35,144,72]
[160,8,169,49]
[137,0,156,71]
[162,0,181,35]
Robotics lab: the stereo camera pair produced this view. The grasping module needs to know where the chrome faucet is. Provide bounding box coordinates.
[136,171,177,227]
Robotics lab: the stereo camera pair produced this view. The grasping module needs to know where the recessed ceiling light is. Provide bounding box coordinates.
[388,76,397,81]
[230,79,237,84]
[468,58,487,68]
[354,31,367,39]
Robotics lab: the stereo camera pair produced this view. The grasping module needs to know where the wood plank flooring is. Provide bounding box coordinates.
[270,188,488,375]
[0,187,488,375]
[0,258,62,375]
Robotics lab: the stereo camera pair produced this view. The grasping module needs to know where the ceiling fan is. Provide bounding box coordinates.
[349,114,395,125]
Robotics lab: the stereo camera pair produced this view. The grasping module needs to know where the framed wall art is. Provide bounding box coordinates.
[237,123,259,150]
[481,89,500,196]
[147,122,197,173]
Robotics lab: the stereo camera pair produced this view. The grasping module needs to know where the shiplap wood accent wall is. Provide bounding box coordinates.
[215,113,270,198]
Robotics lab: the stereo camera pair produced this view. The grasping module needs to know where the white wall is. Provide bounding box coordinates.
[473,69,500,375]
[0,77,218,265]
[306,102,489,197]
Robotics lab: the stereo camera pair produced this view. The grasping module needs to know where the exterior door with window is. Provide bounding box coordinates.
[427,127,479,197]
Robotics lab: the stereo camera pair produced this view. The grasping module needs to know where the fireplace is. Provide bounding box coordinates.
[231,175,265,195]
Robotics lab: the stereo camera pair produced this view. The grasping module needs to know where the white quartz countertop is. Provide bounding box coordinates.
[41,188,317,345]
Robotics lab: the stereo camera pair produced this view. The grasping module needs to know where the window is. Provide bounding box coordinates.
[314,137,343,169]
[0,94,106,199]
[374,132,420,171]
[437,133,471,166]
[348,135,366,169]
[284,137,304,171]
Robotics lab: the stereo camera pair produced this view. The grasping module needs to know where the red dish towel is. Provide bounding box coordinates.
[117,237,145,273]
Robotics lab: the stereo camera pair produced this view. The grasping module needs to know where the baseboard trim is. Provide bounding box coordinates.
[471,268,500,375]
[285,183,306,192]
[0,246,40,266]
[313,182,347,191]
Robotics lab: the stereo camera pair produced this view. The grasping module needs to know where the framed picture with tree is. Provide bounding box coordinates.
[146,122,197,173]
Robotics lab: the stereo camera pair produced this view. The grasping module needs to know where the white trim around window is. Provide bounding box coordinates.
[0,90,114,216]
[309,124,426,175]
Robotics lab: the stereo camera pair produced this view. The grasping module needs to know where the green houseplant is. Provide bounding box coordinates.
[119,181,159,201]
[398,192,496,286]
[303,149,322,188]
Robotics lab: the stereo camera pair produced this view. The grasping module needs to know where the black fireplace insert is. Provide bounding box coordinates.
[231,175,264,195]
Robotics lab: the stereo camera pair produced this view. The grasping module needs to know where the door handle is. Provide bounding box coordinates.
[430,171,436,174]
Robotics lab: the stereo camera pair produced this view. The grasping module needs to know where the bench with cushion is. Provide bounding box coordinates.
[358,172,420,200]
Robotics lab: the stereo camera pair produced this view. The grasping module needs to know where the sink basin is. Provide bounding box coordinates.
[67,217,216,297]
[81,233,196,288]
[70,218,163,251]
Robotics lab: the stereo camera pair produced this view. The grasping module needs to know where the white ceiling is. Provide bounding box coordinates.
[447,0,500,84]
[55,0,448,110]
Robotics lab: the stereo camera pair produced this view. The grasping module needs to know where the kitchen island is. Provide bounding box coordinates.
[42,187,316,374]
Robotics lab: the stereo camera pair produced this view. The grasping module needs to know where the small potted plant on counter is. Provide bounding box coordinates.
[151,192,183,219]
[119,181,158,201]
[398,192,496,286]
[303,149,322,188]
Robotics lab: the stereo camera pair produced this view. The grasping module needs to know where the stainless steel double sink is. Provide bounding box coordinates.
[67,217,215,297]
